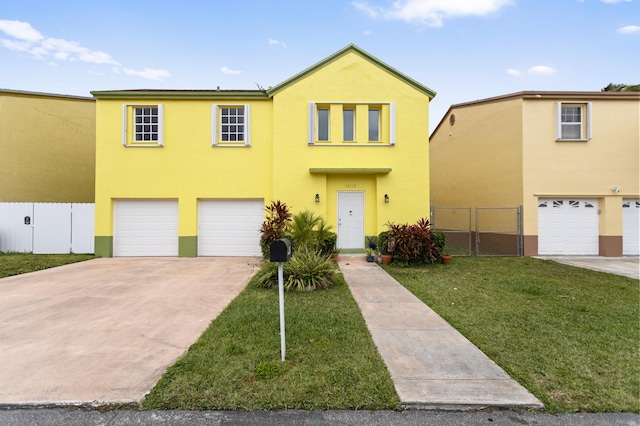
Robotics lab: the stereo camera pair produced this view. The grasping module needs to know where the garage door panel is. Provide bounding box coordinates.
[198,200,263,256]
[114,200,178,257]
[623,199,640,255]
[538,199,599,255]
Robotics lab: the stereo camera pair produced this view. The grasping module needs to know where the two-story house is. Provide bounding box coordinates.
[91,44,436,257]
[430,91,640,256]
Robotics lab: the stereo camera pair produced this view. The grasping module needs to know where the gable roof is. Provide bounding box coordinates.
[266,44,436,99]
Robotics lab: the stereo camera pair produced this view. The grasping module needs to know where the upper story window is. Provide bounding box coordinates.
[343,107,355,141]
[212,104,251,147]
[556,102,591,141]
[368,107,380,142]
[318,107,330,141]
[308,102,395,145]
[122,104,164,147]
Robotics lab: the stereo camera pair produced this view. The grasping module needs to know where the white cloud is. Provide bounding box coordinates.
[0,19,119,65]
[123,68,170,81]
[600,0,632,3]
[528,65,557,75]
[268,38,287,48]
[617,25,640,34]
[353,0,513,27]
[221,66,242,75]
[0,19,43,42]
[363,29,373,36]
[0,19,171,81]
[506,68,521,76]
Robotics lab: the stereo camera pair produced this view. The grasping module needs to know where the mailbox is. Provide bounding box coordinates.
[270,238,292,262]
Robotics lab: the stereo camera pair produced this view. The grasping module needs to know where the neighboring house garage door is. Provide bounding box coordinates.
[113,200,179,256]
[623,199,640,255]
[538,199,599,255]
[198,200,264,256]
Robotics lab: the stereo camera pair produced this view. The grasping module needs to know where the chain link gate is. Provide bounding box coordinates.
[475,206,522,256]
[430,206,472,256]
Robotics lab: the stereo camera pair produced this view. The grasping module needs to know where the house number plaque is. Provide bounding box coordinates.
[344,183,357,188]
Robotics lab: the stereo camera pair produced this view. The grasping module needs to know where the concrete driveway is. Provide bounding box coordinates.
[536,256,639,280]
[0,257,260,407]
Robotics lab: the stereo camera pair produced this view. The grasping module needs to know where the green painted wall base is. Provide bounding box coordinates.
[179,236,198,257]
[94,236,113,257]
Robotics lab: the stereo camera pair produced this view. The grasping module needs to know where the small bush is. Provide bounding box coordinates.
[260,201,292,259]
[386,218,438,265]
[431,230,447,258]
[377,231,390,254]
[252,247,337,291]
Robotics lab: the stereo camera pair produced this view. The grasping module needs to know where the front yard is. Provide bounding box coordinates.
[2,253,637,412]
[0,253,95,279]
[384,257,639,413]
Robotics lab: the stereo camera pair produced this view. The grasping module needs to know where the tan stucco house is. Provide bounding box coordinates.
[0,89,96,203]
[430,91,640,257]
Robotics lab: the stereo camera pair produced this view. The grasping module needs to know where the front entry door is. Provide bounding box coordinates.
[337,192,364,249]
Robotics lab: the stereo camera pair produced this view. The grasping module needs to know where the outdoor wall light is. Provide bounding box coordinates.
[384,194,389,203]
[611,185,621,193]
[315,193,320,203]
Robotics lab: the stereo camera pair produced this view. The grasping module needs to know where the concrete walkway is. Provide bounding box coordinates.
[535,256,639,280]
[339,257,543,411]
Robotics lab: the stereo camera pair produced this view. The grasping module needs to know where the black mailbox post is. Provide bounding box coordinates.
[270,238,292,263]
[269,238,292,362]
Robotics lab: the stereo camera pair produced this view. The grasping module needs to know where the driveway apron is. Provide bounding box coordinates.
[0,257,259,406]
[339,257,543,410]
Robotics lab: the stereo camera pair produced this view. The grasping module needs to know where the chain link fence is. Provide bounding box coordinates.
[430,206,472,256]
[475,206,522,256]
[431,205,522,257]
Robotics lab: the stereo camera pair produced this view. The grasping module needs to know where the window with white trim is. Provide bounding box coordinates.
[308,102,395,145]
[122,104,164,147]
[368,107,380,142]
[211,104,251,146]
[318,107,330,141]
[556,102,592,141]
[343,107,354,141]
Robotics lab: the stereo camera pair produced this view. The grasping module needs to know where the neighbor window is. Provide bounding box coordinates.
[122,104,164,147]
[556,102,591,141]
[343,108,355,141]
[212,104,251,146]
[368,108,380,141]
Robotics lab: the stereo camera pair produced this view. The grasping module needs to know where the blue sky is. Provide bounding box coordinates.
[1,0,638,130]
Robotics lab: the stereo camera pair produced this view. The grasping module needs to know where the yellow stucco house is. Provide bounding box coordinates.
[91,45,435,257]
[430,91,640,257]
[0,89,96,203]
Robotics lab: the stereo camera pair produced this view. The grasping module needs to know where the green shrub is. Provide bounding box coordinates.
[260,201,292,259]
[386,218,438,265]
[377,231,390,254]
[431,230,447,257]
[252,247,337,291]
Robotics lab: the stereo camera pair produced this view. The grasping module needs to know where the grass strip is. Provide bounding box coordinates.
[0,253,95,278]
[142,272,401,411]
[384,256,639,413]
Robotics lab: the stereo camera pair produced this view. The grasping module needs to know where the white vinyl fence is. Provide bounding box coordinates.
[0,203,94,254]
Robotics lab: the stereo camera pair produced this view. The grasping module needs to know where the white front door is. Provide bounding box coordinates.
[337,192,364,249]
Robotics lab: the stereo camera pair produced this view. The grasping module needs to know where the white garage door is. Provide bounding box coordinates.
[198,200,264,256]
[538,199,599,255]
[113,200,178,256]
[623,199,640,255]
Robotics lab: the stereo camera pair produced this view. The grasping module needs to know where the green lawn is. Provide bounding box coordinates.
[0,253,95,279]
[383,257,639,413]
[142,272,400,411]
